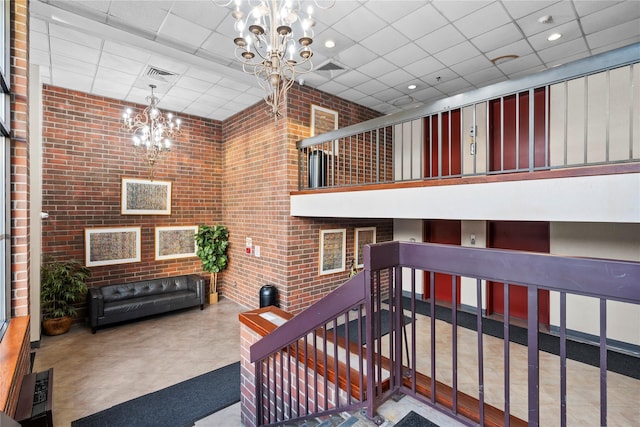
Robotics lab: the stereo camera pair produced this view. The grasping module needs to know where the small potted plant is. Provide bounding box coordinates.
[195,224,229,304]
[40,259,90,335]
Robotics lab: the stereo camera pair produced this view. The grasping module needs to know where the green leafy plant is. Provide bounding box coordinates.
[195,224,229,294]
[41,259,90,320]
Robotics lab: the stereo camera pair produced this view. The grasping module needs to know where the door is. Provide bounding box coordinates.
[487,221,550,325]
[423,220,461,304]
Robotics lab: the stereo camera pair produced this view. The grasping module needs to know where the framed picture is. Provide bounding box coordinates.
[85,227,141,267]
[320,228,346,275]
[355,227,376,268]
[155,226,198,260]
[121,178,172,215]
[311,105,339,155]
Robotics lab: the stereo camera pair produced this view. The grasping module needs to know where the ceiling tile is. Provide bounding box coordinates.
[354,79,390,96]
[463,66,506,86]
[515,1,577,37]
[91,79,132,101]
[30,48,50,66]
[501,0,560,20]
[404,56,445,79]
[335,45,378,70]
[332,5,386,42]
[435,77,472,95]
[485,39,535,62]
[586,20,640,50]
[364,0,425,24]
[374,87,405,103]
[94,66,137,87]
[50,37,101,63]
[573,0,626,17]
[454,2,511,39]
[449,55,494,76]
[384,43,428,69]
[538,37,589,64]
[496,52,544,75]
[433,41,482,67]
[102,40,152,63]
[358,57,396,79]
[360,26,409,57]
[580,1,640,34]
[333,70,372,88]
[591,36,640,55]
[471,23,523,53]
[170,0,224,30]
[49,23,102,48]
[159,13,212,49]
[107,1,169,34]
[392,4,448,41]
[528,20,583,51]
[315,80,351,96]
[51,70,93,92]
[432,0,491,22]
[200,31,235,59]
[174,75,214,92]
[376,68,415,88]
[30,17,48,33]
[99,52,145,76]
[415,24,465,55]
[51,54,97,77]
[340,87,368,103]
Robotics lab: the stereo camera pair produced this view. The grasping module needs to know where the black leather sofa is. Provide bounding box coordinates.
[88,274,205,333]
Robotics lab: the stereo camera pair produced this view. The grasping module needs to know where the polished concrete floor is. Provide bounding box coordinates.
[32,298,639,426]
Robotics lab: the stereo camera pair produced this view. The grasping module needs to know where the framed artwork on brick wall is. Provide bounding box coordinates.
[155,226,198,260]
[355,227,376,268]
[319,228,346,275]
[85,227,141,267]
[121,178,172,215]
[311,104,339,155]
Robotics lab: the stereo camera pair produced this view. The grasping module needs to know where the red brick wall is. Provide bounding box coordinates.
[10,0,29,317]
[220,84,393,313]
[41,86,223,315]
[41,81,393,317]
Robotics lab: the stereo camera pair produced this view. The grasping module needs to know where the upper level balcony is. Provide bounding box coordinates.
[292,44,640,223]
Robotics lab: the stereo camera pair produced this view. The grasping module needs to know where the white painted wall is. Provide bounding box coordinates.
[550,222,640,346]
[291,173,640,223]
[460,221,487,310]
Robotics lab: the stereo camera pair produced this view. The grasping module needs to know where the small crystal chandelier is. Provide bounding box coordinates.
[220,0,334,118]
[122,84,181,178]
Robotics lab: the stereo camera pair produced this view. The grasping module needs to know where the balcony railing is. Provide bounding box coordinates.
[249,241,640,426]
[297,44,640,191]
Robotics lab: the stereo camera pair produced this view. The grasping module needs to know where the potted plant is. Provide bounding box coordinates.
[40,259,90,335]
[195,224,229,304]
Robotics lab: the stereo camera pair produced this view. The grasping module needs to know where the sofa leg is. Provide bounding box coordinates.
[92,327,96,334]
[200,304,204,310]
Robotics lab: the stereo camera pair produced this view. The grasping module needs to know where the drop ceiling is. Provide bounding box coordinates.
[29,0,640,121]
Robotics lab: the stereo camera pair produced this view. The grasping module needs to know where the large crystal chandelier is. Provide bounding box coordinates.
[220,0,333,118]
[122,84,181,178]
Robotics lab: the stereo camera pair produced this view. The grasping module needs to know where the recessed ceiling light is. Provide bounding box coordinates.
[548,33,562,41]
[407,84,417,90]
[324,40,335,49]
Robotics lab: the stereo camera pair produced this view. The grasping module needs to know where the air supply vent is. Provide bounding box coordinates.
[145,66,179,83]
[317,61,344,71]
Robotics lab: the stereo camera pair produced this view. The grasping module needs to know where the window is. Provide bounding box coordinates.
[0,0,10,339]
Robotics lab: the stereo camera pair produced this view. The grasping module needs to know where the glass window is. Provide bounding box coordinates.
[0,0,10,338]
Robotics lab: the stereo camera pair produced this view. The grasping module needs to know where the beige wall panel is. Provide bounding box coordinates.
[411,119,422,180]
[460,220,487,310]
[609,66,633,161]
[634,64,640,159]
[462,105,474,175]
[550,222,640,346]
[393,123,403,181]
[566,78,586,165]
[476,102,487,174]
[586,72,607,163]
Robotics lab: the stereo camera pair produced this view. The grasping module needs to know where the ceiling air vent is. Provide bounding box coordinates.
[145,66,179,84]
[317,61,344,72]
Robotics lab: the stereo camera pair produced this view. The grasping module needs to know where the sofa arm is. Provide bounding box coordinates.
[187,275,205,306]
[88,288,104,333]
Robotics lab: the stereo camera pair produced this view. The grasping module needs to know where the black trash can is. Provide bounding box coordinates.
[259,284,278,308]
[308,150,327,188]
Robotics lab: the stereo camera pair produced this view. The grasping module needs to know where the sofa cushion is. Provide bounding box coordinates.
[103,290,197,315]
[101,277,192,303]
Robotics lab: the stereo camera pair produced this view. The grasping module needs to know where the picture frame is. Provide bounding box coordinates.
[121,178,172,215]
[155,226,198,260]
[319,228,346,275]
[355,227,376,268]
[311,104,339,155]
[85,227,141,267]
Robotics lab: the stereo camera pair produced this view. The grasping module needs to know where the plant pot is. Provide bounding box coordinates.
[209,292,219,304]
[42,316,73,336]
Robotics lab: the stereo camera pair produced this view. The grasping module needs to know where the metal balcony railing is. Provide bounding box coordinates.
[249,241,640,426]
[297,44,640,191]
